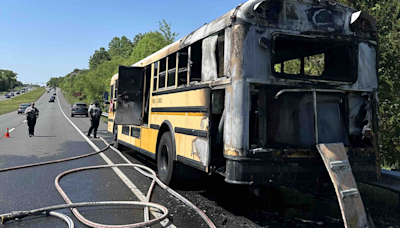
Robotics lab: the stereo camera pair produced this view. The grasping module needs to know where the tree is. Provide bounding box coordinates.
[89,47,111,69]
[133,33,145,47]
[0,69,18,91]
[130,31,170,63]
[159,19,179,44]
[108,36,134,58]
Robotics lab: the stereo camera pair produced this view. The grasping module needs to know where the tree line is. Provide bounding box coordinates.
[0,69,23,92]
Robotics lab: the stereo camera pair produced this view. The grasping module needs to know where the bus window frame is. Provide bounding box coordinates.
[159,58,167,91]
[153,61,159,92]
[166,54,178,89]
[270,33,358,83]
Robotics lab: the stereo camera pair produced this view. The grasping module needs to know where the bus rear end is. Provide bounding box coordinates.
[222,0,380,185]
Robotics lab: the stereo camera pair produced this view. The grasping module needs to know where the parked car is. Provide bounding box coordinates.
[17,103,30,114]
[71,103,88,117]
[49,96,55,102]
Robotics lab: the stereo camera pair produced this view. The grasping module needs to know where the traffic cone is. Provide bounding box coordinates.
[4,128,10,138]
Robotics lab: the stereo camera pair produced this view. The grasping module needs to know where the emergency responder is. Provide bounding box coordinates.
[25,102,39,137]
[88,101,94,114]
[87,100,101,138]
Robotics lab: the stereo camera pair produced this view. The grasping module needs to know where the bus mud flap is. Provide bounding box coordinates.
[316,143,373,228]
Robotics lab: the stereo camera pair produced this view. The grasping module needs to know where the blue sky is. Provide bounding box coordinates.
[0,0,243,84]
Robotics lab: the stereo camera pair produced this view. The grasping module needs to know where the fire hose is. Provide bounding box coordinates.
[0,143,216,228]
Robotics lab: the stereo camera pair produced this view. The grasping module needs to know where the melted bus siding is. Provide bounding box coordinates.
[107,0,380,186]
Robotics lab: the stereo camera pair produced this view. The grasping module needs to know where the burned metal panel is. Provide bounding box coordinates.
[224,24,250,156]
[224,27,232,77]
[241,26,273,81]
[272,93,349,148]
[235,0,354,35]
[202,35,218,81]
[224,79,250,155]
[353,42,378,89]
[180,9,235,48]
[192,138,209,166]
[348,93,367,136]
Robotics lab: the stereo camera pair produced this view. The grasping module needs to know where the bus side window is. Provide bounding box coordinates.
[167,53,176,87]
[153,62,158,92]
[159,58,166,89]
[177,47,188,87]
[190,41,202,83]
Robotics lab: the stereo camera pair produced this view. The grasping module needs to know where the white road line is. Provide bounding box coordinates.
[9,128,15,132]
[56,92,175,228]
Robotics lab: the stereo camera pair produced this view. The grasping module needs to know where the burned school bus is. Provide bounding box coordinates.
[109,0,380,186]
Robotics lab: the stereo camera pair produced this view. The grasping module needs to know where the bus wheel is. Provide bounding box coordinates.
[157,132,175,185]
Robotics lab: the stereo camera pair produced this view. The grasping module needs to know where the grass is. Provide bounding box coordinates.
[62,92,85,106]
[0,88,46,115]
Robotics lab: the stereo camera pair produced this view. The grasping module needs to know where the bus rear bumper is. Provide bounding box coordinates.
[224,153,376,185]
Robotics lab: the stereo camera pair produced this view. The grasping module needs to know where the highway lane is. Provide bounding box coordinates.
[0,87,35,102]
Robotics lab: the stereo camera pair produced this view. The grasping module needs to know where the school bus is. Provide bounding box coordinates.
[107,0,380,186]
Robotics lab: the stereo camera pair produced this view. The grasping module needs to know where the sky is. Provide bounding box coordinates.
[0,0,243,85]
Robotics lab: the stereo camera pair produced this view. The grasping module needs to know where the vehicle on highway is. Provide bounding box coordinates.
[21,89,25,93]
[49,96,55,102]
[108,0,380,191]
[16,91,20,94]
[17,103,30,114]
[71,102,88,117]
[10,92,14,96]
[47,91,50,93]
[53,93,56,96]
[5,94,11,98]
[4,93,8,96]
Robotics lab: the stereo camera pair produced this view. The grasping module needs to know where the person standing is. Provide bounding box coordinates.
[25,102,39,137]
[88,101,94,114]
[87,100,101,138]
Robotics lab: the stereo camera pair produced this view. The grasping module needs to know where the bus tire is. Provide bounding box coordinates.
[157,132,175,185]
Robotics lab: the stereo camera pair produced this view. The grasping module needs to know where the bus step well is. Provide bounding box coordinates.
[316,143,373,228]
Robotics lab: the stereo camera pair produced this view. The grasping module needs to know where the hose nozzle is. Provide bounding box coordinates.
[1,211,29,224]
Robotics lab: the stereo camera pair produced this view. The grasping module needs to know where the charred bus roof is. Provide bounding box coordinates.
[113,0,376,76]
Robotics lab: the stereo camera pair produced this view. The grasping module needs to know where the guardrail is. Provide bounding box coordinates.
[366,169,400,193]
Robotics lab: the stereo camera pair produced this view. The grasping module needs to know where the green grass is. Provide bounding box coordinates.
[62,92,84,106]
[0,88,46,115]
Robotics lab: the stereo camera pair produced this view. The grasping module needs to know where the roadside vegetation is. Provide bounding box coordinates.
[47,2,400,168]
[0,69,24,93]
[0,87,46,115]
